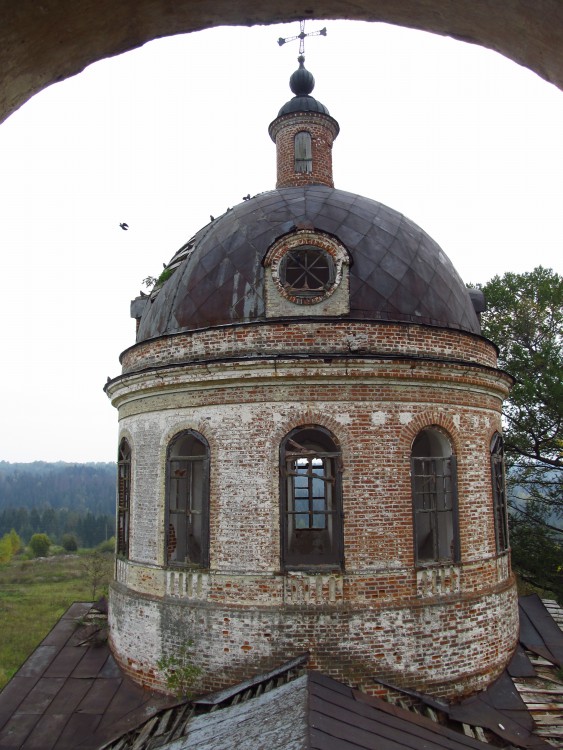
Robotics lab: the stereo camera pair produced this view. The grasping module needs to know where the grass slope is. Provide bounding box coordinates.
[0,554,107,691]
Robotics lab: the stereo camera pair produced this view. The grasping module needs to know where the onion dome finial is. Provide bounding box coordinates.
[289,56,315,96]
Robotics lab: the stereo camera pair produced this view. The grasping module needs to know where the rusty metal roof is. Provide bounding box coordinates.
[136,186,481,343]
[2,597,562,749]
[0,602,175,750]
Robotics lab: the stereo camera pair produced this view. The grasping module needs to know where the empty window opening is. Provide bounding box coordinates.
[281,426,343,569]
[166,431,210,567]
[117,438,131,557]
[411,428,459,564]
[294,131,312,173]
[491,433,509,553]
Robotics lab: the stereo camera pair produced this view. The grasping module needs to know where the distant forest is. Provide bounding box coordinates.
[0,462,116,546]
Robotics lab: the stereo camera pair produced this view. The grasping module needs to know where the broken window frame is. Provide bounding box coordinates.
[411,429,460,565]
[117,438,131,558]
[490,432,509,553]
[280,426,343,570]
[166,430,210,568]
[294,130,313,173]
[280,245,335,298]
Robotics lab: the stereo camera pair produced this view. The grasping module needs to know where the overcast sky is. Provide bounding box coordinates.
[0,20,561,464]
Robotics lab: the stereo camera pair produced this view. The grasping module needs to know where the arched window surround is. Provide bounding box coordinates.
[117,438,132,558]
[165,430,210,568]
[280,424,344,570]
[490,432,509,553]
[411,426,460,565]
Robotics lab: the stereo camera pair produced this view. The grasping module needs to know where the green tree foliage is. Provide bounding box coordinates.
[0,507,114,547]
[29,533,51,558]
[61,533,78,552]
[157,643,202,698]
[8,529,22,555]
[479,267,562,598]
[81,550,113,600]
[479,267,562,512]
[0,462,116,514]
[0,534,12,563]
[0,530,23,563]
[509,505,563,600]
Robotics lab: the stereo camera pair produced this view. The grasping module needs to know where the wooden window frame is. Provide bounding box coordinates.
[491,433,509,553]
[411,429,460,565]
[165,430,210,568]
[117,438,131,557]
[280,426,343,570]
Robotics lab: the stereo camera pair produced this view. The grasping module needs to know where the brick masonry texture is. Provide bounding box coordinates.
[119,320,501,374]
[106,318,517,699]
[269,112,339,189]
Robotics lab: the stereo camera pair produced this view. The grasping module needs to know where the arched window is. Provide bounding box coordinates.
[166,431,210,567]
[280,426,343,569]
[411,428,459,564]
[491,433,509,553]
[117,438,131,557]
[294,131,312,173]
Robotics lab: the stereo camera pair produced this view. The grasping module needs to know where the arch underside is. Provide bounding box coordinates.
[1,1,562,124]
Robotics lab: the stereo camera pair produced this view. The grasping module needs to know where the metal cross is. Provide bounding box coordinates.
[278,20,327,56]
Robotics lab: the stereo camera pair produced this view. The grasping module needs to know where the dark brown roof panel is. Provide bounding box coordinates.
[136,186,481,342]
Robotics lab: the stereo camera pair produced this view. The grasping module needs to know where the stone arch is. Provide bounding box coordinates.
[398,409,462,460]
[271,408,351,469]
[1,3,562,125]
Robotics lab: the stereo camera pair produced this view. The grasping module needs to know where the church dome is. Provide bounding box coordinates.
[136,185,480,342]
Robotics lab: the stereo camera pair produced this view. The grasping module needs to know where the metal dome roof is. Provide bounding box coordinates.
[136,185,481,342]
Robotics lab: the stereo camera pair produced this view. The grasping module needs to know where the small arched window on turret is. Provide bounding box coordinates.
[294,131,312,173]
[117,438,131,557]
[280,426,343,569]
[166,431,210,567]
[491,433,509,553]
[411,428,459,564]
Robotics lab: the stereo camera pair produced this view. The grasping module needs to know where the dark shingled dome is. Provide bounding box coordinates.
[136,185,481,342]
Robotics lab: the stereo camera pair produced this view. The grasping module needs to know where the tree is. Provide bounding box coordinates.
[29,533,51,557]
[0,534,12,563]
[478,267,562,598]
[8,529,22,555]
[81,550,113,600]
[61,533,78,552]
[479,267,562,511]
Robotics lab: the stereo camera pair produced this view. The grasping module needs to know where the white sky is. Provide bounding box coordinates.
[0,21,561,463]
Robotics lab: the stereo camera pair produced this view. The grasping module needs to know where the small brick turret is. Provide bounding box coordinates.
[269,56,339,188]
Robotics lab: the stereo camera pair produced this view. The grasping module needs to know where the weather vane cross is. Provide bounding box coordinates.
[278,20,327,56]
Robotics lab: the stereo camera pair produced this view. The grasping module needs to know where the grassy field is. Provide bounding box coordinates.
[0,553,112,691]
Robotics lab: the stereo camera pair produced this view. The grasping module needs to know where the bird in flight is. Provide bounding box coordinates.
[119,222,129,230]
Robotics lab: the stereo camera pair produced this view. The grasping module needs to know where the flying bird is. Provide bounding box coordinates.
[119,222,129,230]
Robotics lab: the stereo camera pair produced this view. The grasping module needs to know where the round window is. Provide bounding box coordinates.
[280,246,335,298]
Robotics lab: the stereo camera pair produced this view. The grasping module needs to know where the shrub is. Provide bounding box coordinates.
[0,535,12,563]
[29,533,51,558]
[96,536,116,554]
[61,533,78,552]
[157,643,202,698]
[8,529,22,555]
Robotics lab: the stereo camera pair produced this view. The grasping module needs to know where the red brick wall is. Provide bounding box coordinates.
[269,111,339,188]
[121,320,500,374]
[107,319,517,701]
